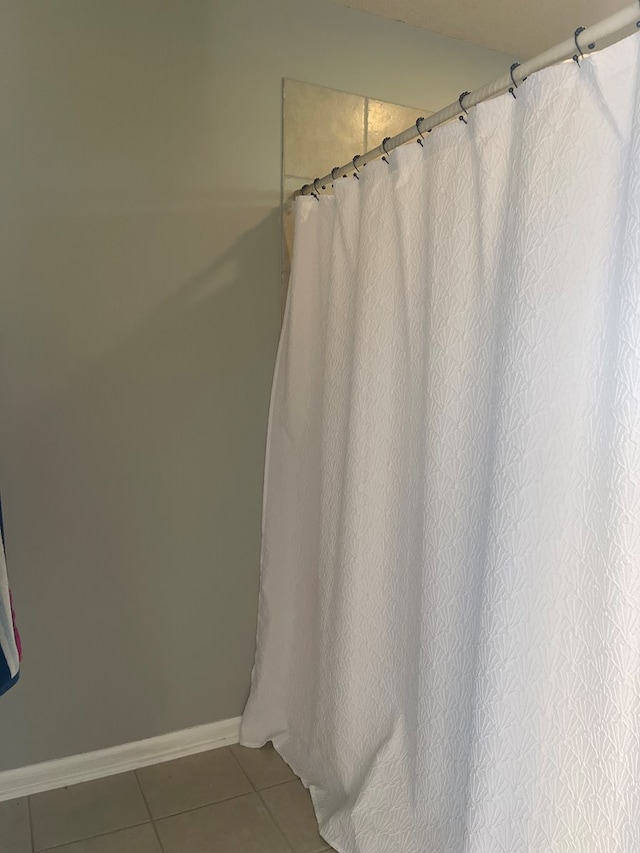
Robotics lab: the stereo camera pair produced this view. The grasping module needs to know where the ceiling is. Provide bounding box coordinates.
[331,0,629,58]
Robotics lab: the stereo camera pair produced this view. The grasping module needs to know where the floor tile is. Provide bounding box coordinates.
[230,743,296,789]
[47,824,162,853]
[0,797,31,853]
[136,747,252,819]
[156,792,291,853]
[261,779,328,853]
[30,772,148,851]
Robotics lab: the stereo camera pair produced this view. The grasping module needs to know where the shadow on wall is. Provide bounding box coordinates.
[0,206,281,771]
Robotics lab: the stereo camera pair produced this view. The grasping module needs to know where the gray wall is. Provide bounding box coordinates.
[0,0,514,772]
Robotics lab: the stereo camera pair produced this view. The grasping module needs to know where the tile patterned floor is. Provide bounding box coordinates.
[1,745,336,852]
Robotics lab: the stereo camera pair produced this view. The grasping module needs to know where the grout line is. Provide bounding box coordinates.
[130,747,257,825]
[150,794,253,823]
[226,744,256,791]
[255,774,332,852]
[27,795,35,853]
[147,747,294,851]
[142,791,266,823]
[145,789,294,852]
[28,753,320,853]
[255,786,296,853]
[133,770,166,853]
[232,746,298,791]
[257,782,333,853]
[252,777,297,792]
[225,746,300,794]
[36,821,150,851]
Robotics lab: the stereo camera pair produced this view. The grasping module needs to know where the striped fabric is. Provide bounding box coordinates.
[0,502,20,697]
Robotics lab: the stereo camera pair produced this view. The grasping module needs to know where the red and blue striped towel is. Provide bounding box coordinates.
[0,503,20,697]
[0,595,20,697]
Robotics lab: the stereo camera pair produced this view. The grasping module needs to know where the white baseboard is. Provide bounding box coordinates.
[0,716,241,802]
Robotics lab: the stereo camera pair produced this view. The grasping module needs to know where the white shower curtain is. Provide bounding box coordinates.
[242,34,640,853]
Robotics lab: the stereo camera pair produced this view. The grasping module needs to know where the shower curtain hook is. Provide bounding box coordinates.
[416,117,428,146]
[352,155,361,179]
[508,62,521,98]
[331,166,341,186]
[573,26,586,64]
[381,137,392,164]
[313,177,323,197]
[458,91,470,124]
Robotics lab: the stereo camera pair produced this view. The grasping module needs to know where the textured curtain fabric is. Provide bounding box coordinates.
[242,34,640,853]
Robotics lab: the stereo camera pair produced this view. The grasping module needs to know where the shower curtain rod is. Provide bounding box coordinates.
[301,1,640,196]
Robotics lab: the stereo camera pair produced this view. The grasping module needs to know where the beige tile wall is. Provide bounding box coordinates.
[282,79,432,307]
